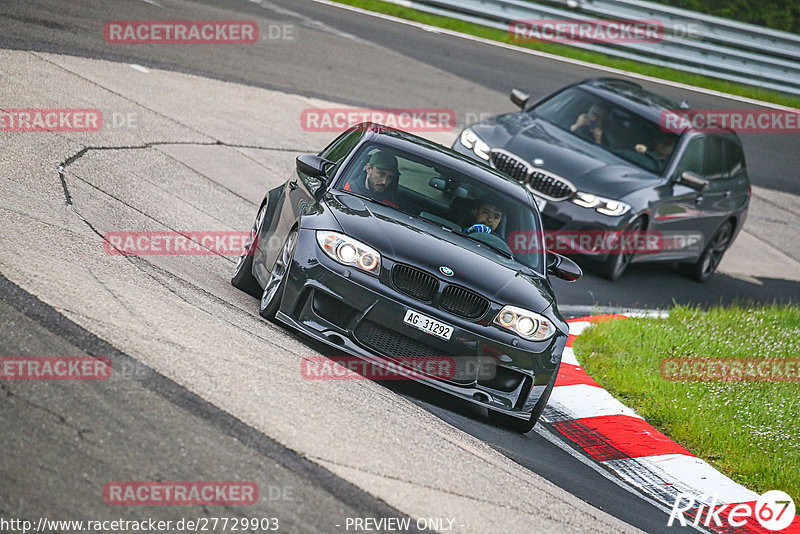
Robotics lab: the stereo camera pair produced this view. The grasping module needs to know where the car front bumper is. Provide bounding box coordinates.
[275,228,566,419]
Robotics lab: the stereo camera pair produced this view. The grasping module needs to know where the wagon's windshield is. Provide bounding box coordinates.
[335,143,543,272]
[533,86,681,175]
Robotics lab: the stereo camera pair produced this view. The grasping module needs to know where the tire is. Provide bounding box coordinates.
[488,363,559,433]
[231,202,269,298]
[259,229,298,320]
[596,218,645,281]
[679,220,734,283]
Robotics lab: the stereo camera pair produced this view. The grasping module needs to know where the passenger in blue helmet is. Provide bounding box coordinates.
[464,196,504,234]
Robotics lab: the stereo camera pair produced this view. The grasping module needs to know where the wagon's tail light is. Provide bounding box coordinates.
[494,306,555,341]
[316,231,381,275]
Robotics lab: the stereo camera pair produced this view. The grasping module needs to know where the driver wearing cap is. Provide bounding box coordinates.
[343,151,401,209]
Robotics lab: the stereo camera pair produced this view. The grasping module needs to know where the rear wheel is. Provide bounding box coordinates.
[596,218,645,281]
[259,230,298,320]
[231,202,269,297]
[679,220,733,283]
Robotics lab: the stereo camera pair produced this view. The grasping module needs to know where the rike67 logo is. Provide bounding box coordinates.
[669,490,797,531]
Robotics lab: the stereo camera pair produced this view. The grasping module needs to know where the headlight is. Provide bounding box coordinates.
[493,305,556,341]
[572,192,631,217]
[459,128,491,161]
[316,231,381,275]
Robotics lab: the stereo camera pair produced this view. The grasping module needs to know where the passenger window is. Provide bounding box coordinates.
[723,139,746,178]
[673,138,705,180]
[703,137,726,180]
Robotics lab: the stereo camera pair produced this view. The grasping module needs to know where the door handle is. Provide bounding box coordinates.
[724,190,732,198]
[288,181,298,190]
[694,195,704,205]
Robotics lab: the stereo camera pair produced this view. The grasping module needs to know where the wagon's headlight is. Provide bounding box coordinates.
[316,231,381,275]
[459,128,491,161]
[493,305,555,341]
[572,192,630,217]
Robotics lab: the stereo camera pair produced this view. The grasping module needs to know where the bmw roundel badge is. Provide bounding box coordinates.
[439,266,454,276]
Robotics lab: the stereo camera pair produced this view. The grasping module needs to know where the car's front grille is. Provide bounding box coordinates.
[489,150,575,201]
[489,151,529,181]
[528,170,574,200]
[354,320,476,384]
[440,285,488,319]
[392,264,438,301]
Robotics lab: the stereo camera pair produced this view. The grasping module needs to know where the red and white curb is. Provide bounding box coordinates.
[541,314,800,533]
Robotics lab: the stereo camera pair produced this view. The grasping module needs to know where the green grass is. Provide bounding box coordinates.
[572,305,800,501]
[333,0,800,109]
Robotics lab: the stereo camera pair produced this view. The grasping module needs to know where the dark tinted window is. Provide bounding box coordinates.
[723,139,746,178]
[320,128,361,168]
[673,137,705,180]
[703,136,726,180]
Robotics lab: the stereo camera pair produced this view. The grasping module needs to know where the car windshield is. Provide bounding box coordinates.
[335,143,543,272]
[532,87,681,174]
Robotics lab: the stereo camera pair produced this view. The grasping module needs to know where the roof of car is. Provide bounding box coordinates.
[357,123,535,205]
[577,78,684,123]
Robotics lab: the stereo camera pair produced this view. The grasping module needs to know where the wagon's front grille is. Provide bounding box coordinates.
[489,151,529,182]
[440,285,488,319]
[489,150,575,201]
[391,264,438,301]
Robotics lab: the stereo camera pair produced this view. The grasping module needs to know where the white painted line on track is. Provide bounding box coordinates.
[310,0,799,111]
[548,384,644,421]
[533,423,701,530]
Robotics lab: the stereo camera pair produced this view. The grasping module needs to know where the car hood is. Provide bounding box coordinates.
[325,192,553,313]
[472,113,657,198]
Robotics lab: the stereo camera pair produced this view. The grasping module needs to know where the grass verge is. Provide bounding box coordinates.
[572,305,800,500]
[331,0,800,109]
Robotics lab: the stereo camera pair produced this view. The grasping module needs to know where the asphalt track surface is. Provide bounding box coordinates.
[2,0,798,309]
[0,0,798,533]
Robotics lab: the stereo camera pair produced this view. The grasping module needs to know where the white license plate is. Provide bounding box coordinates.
[403,309,453,340]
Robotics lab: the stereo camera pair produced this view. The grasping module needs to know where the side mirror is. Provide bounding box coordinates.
[296,154,333,178]
[546,252,582,282]
[676,171,708,191]
[510,88,531,110]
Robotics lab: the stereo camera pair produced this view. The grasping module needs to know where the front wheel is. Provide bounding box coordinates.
[596,218,646,281]
[259,230,298,320]
[679,220,733,283]
[231,202,269,298]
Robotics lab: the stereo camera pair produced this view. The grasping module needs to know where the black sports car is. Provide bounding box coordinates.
[231,123,581,432]
[453,78,751,281]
